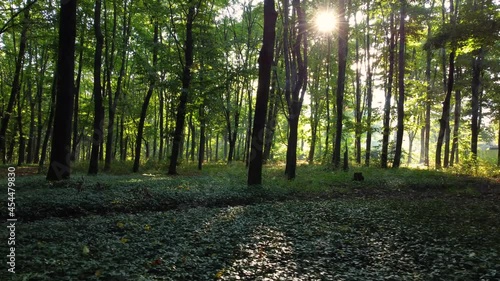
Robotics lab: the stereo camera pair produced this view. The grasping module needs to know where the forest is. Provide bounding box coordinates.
[1,0,500,279]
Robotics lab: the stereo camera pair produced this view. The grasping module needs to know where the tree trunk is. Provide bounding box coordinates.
[354,16,362,165]
[105,2,130,171]
[381,12,395,168]
[88,0,105,175]
[38,74,57,173]
[393,0,406,168]
[198,105,206,170]
[332,0,348,169]
[284,0,308,179]
[263,66,279,163]
[17,89,25,166]
[71,19,85,162]
[133,21,158,172]
[248,0,276,185]
[450,82,461,166]
[471,49,483,157]
[46,0,77,180]
[0,8,29,163]
[364,2,373,166]
[168,4,195,175]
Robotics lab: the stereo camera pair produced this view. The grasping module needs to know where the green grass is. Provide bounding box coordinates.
[2,163,500,280]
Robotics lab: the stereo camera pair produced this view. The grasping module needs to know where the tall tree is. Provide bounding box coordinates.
[0,7,29,163]
[332,0,348,169]
[284,0,308,179]
[46,0,77,180]
[435,0,457,169]
[381,12,396,168]
[88,0,105,175]
[248,0,277,185]
[105,0,131,171]
[168,0,197,175]
[133,18,159,173]
[393,0,407,168]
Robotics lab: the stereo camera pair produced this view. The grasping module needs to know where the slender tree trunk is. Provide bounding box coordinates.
[133,21,158,173]
[88,0,105,175]
[198,105,206,170]
[38,75,56,173]
[263,66,279,162]
[46,0,77,180]
[0,8,29,163]
[436,49,456,169]
[393,0,406,168]
[354,16,362,165]
[26,74,36,164]
[450,82,461,166]
[34,48,48,164]
[159,89,164,161]
[168,4,195,175]
[71,19,85,162]
[17,89,25,166]
[332,0,348,169]
[381,12,395,168]
[364,2,373,166]
[471,49,483,157]
[105,2,130,171]
[248,0,276,185]
[284,0,307,179]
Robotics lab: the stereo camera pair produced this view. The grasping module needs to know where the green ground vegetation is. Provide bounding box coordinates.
[2,163,500,280]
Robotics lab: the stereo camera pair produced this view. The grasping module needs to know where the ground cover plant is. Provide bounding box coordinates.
[2,163,500,280]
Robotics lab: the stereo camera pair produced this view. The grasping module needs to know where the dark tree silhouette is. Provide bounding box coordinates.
[46,0,77,181]
[88,0,104,175]
[248,0,277,185]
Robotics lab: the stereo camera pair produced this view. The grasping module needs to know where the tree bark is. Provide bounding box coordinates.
[0,8,29,163]
[354,16,362,165]
[46,0,77,180]
[168,4,195,175]
[471,49,483,157]
[364,1,373,166]
[284,0,308,179]
[332,0,348,170]
[133,21,159,172]
[248,0,276,185]
[393,0,406,168]
[88,0,105,175]
[105,1,130,171]
[381,12,395,168]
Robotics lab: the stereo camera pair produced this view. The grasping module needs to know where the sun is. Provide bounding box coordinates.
[315,10,336,33]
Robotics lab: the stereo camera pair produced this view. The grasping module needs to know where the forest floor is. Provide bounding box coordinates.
[2,163,500,280]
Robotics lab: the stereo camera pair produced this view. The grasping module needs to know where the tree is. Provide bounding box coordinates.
[332,0,348,169]
[393,0,407,168]
[46,0,77,181]
[168,0,197,175]
[88,0,105,175]
[133,18,159,173]
[283,0,308,179]
[0,7,29,164]
[248,0,277,185]
[381,12,396,169]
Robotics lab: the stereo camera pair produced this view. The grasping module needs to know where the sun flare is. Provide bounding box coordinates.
[315,10,336,33]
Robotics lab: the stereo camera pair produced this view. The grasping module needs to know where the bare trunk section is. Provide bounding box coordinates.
[381,12,395,168]
[332,0,348,170]
[393,0,406,168]
[133,21,159,173]
[168,4,195,175]
[0,8,29,163]
[46,0,77,180]
[248,0,277,185]
[88,0,105,175]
